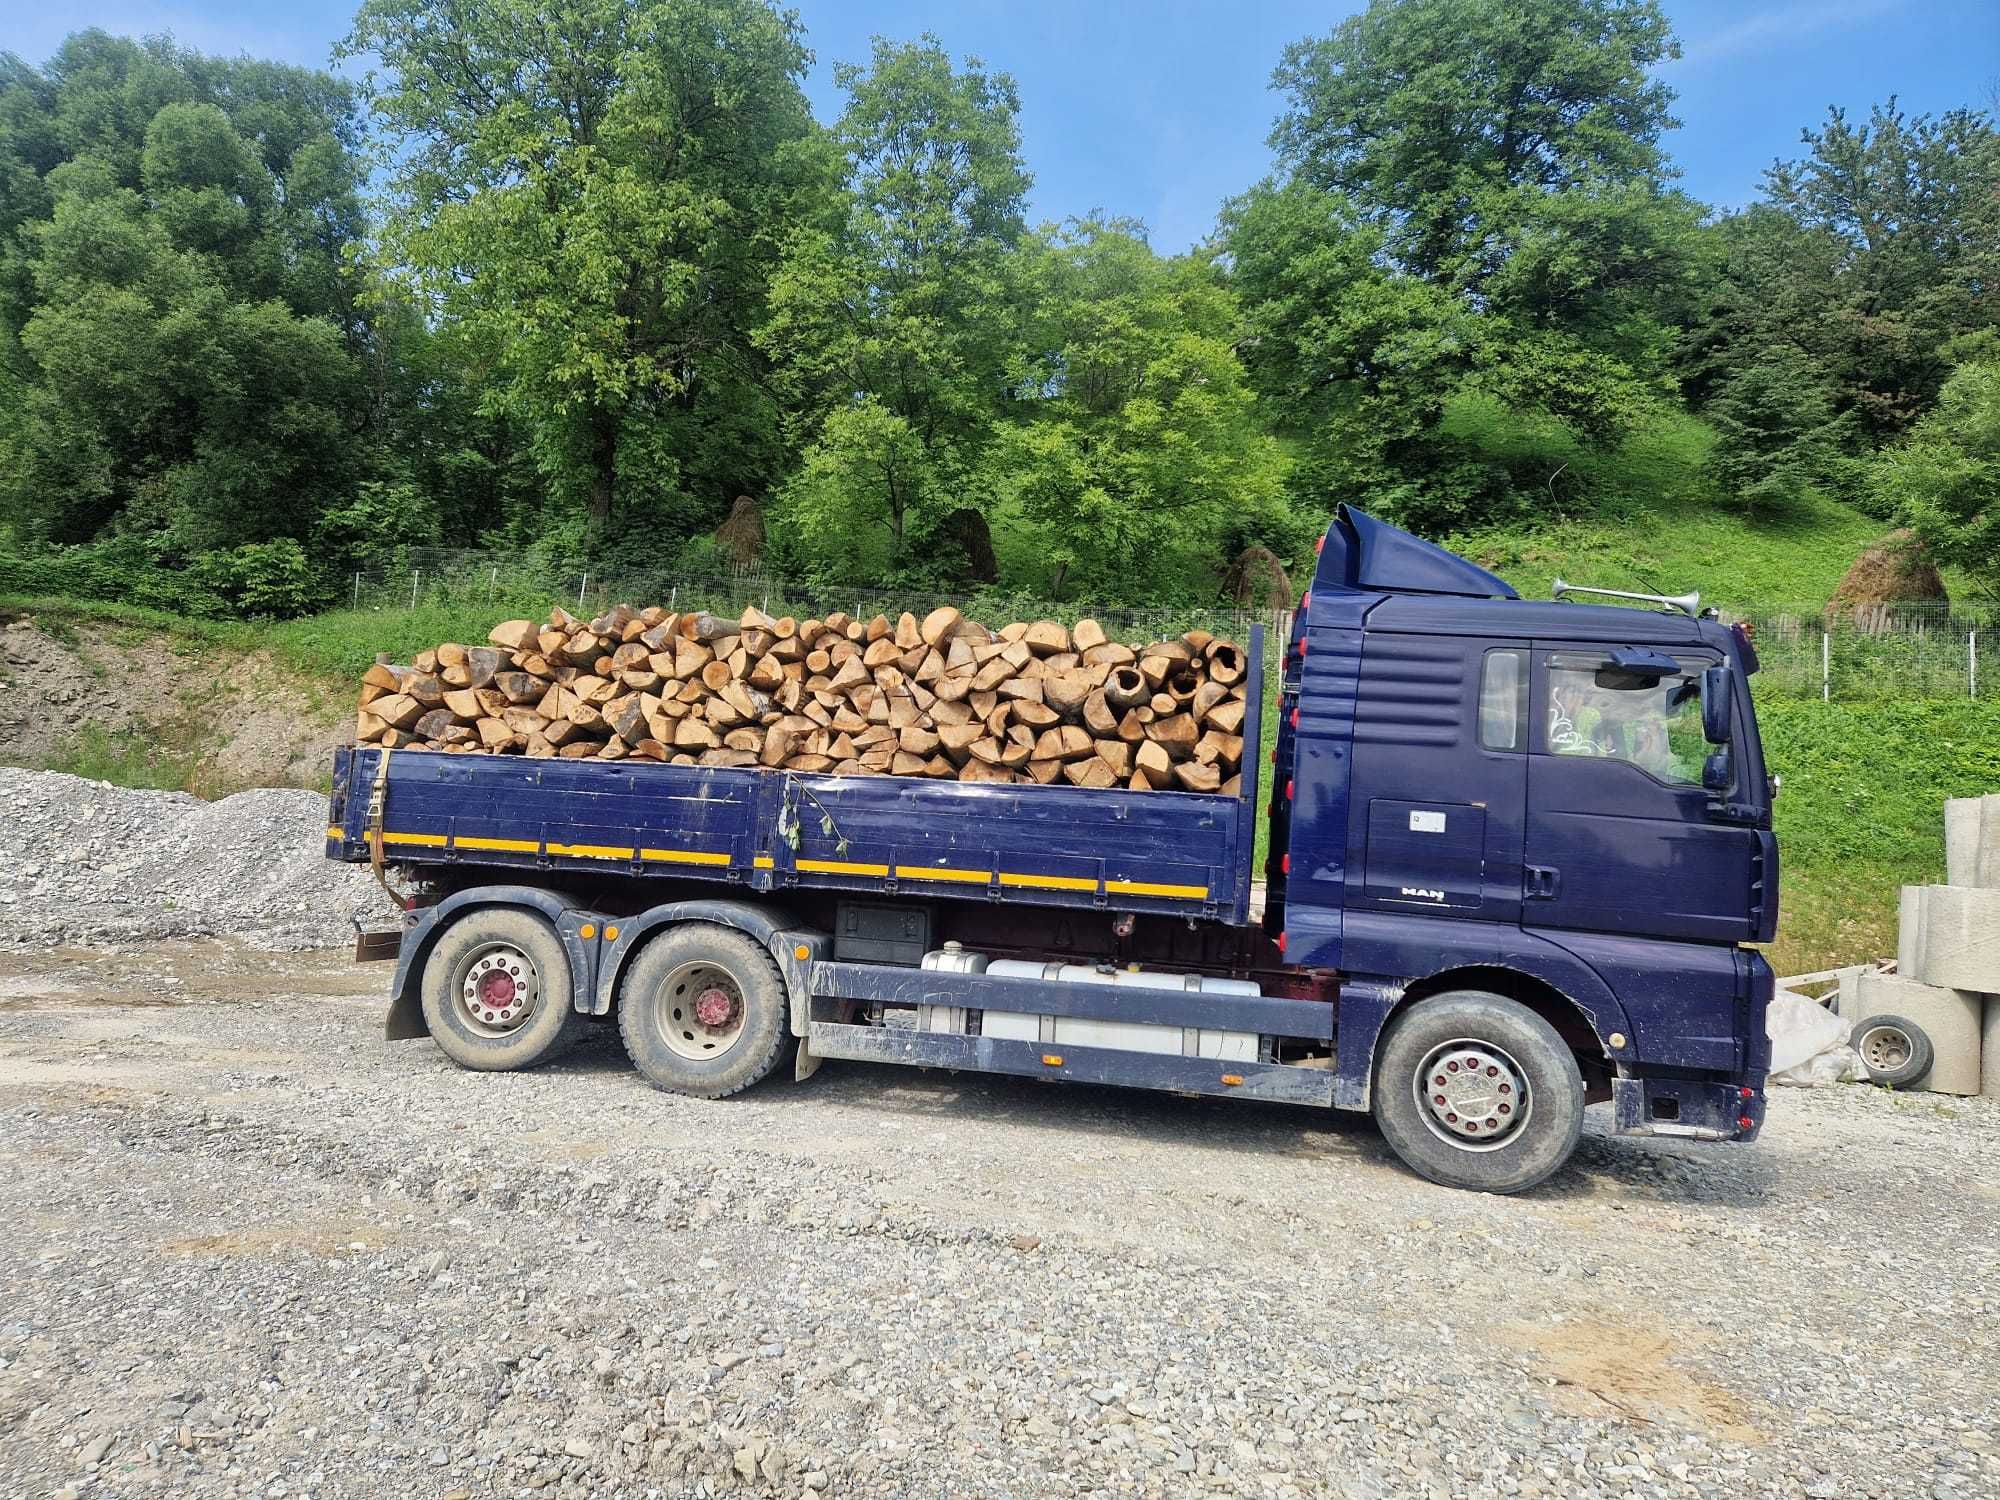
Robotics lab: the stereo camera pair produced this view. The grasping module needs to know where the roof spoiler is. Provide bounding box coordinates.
[1312,504,1519,599]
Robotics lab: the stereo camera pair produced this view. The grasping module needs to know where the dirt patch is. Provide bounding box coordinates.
[1503,1319,1765,1442]
[161,1220,411,1258]
[0,613,344,792]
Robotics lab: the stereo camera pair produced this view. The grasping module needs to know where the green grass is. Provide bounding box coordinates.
[22,724,198,792]
[1444,486,1888,613]
[1757,695,2000,974]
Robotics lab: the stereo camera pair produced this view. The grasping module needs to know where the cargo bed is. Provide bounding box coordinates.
[328,629,1265,925]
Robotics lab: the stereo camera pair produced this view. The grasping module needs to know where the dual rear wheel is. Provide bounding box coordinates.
[419,910,792,1095]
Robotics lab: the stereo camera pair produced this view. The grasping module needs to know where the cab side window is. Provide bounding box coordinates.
[1544,652,1709,786]
[1478,649,1526,751]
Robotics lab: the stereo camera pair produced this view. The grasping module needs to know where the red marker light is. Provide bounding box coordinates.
[1314,535,1324,555]
[1276,932,1288,954]
[1738,1086,1753,1099]
[1289,708,1299,728]
[1281,853,1291,874]
[1301,590,1310,608]
[1737,1115,1755,1131]
[1300,637,1309,656]
[1285,779,1294,800]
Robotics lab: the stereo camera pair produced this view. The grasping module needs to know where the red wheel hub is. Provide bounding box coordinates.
[478,969,517,1007]
[693,987,736,1028]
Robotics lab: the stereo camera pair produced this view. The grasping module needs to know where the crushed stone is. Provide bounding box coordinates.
[0,767,394,949]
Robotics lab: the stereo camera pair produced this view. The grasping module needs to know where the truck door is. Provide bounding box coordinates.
[1523,645,1756,944]
[1348,634,1529,926]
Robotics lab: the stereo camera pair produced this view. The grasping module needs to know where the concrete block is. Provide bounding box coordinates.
[1944,794,2000,888]
[1984,996,2000,1101]
[1853,972,1983,1095]
[1908,884,2000,992]
[1897,884,1924,976]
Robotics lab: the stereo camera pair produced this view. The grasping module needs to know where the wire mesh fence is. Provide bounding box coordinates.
[340,551,1993,703]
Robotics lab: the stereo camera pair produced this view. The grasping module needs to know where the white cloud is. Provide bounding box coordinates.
[1673,0,1902,67]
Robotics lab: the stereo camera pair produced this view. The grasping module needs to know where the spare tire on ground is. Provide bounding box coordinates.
[1849,1014,1935,1089]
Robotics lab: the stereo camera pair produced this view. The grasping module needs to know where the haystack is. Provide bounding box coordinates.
[1826,530,1947,617]
[714,495,765,567]
[1223,544,1294,610]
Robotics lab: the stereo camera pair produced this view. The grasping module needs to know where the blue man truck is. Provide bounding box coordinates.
[327,506,1776,1193]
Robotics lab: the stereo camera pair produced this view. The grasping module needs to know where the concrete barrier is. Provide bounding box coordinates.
[1944,795,2000,889]
[1984,997,2000,1101]
[1907,885,2000,992]
[1852,972,1982,1095]
[1898,885,1924,977]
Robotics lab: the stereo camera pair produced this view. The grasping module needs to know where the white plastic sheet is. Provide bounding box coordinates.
[1767,990,1865,1085]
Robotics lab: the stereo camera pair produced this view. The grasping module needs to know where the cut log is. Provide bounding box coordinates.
[1063,757,1116,789]
[1172,762,1222,793]
[1134,739,1172,782]
[488,619,540,652]
[1072,618,1106,653]
[1082,689,1119,738]
[1104,666,1148,709]
[1205,640,1246,685]
[1204,699,1247,735]
[920,606,962,647]
[1146,713,1200,760]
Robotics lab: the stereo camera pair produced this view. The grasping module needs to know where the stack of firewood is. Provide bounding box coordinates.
[355,604,1251,793]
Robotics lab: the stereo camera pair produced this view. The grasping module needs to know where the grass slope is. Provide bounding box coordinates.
[1759,696,2000,974]
[1446,488,1886,613]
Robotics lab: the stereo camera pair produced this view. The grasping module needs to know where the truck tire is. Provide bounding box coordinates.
[420,907,583,1072]
[1850,1014,1933,1088]
[1370,991,1585,1195]
[617,923,794,1099]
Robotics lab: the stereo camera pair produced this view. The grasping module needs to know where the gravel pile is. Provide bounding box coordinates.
[0,942,1995,1500]
[0,768,394,949]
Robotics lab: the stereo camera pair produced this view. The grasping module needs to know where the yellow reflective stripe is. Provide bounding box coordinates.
[1105,878,1209,900]
[453,835,539,853]
[998,872,1099,892]
[381,831,448,848]
[640,848,730,866]
[546,841,634,860]
[752,855,775,869]
[797,857,890,877]
[895,865,989,884]
[325,825,342,840]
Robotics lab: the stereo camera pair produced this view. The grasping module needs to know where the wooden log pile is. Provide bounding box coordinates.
[355,604,1252,794]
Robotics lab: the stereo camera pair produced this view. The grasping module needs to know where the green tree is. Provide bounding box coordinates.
[1874,361,2000,596]
[759,37,1030,579]
[1704,345,1846,514]
[344,0,827,535]
[0,32,369,558]
[1269,0,1681,291]
[995,221,1293,600]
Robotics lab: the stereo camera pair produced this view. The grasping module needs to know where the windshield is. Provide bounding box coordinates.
[1546,653,1711,787]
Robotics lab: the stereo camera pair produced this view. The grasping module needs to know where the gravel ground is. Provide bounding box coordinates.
[0,770,391,950]
[0,941,1995,1500]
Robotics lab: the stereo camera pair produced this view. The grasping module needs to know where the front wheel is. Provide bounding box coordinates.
[617,924,794,1098]
[1371,991,1585,1194]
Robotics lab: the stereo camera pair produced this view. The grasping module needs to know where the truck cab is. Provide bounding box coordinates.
[1264,505,1775,1185]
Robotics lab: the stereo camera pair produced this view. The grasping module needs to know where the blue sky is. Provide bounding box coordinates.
[6,1,1994,250]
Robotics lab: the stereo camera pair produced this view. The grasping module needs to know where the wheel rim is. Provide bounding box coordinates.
[655,960,747,1061]
[457,942,539,1036]
[1413,1038,1532,1153]
[1859,1025,1912,1073]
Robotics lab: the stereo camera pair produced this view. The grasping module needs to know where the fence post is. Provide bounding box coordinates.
[411,569,420,610]
[1972,630,1978,699]
[670,585,677,611]
[578,573,588,610]
[1821,630,1830,703]
[489,564,497,600]
[352,571,360,609]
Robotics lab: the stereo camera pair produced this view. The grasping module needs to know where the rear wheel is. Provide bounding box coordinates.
[618,924,793,1098]
[1371,991,1585,1194]
[420,908,582,1071]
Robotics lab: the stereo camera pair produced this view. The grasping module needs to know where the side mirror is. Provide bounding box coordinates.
[1703,750,1732,793]
[1701,666,1732,745]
